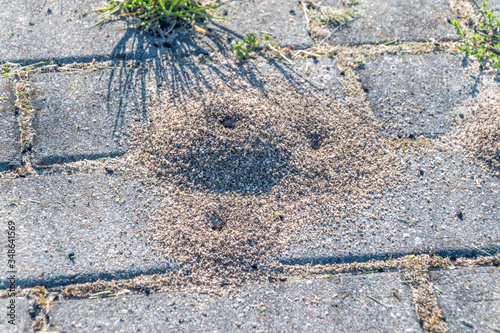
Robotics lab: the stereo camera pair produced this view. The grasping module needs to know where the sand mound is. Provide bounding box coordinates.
[127,68,401,289]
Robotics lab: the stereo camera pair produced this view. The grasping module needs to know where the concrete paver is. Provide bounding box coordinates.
[323,0,457,45]
[432,267,500,333]
[0,174,171,289]
[217,0,313,48]
[282,151,500,264]
[32,70,145,165]
[0,0,133,63]
[49,272,421,332]
[358,53,478,138]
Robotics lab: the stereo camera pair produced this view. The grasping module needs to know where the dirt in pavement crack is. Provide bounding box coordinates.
[5,76,39,176]
[401,256,448,333]
[25,286,58,332]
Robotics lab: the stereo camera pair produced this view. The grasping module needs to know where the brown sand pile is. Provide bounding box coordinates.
[459,75,500,174]
[127,68,401,289]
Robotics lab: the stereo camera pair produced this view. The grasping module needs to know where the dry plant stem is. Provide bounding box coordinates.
[266,43,294,64]
[301,0,310,25]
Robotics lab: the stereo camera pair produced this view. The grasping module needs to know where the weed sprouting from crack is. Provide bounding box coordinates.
[231,32,259,59]
[94,0,226,37]
[451,1,500,68]
[231,33,294,64]
[13,82,38,153]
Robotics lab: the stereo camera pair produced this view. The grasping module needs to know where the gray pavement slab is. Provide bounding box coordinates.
[0,79,21,171]
[0,0,225,64]
[358,53,478,138]
[49,272,421,332]
[0,174,171,289]
[432,267,500,333]
[216,0,313,48]
[0,0,133,63]
[282,150,500,264]
[0,297,32,333]
[153,57,344,100]
[323,0,457,45]
[32,70,145,166]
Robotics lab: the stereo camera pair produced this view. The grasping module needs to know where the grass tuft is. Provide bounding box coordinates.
[94,0,225,31]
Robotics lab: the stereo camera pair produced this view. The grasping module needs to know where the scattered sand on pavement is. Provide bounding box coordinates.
[126,66,403,290]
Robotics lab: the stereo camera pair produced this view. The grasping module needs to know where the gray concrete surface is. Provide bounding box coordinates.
[282,151,500,264]
[0,0,230,64]
[0,297,32,333]
[0,0,311,65]
[0,0,134,63]
[323,0,457,45]
[0,174,173,289]
[358,53,479,138]
[49,272,421,332]
[217,0,313,49]
[0,78,20,171]
[432,267,500,333]
[32,70,146,165]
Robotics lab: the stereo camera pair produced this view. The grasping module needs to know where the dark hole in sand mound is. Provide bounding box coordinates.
[145,89,305,194]
[207,212,225,230]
